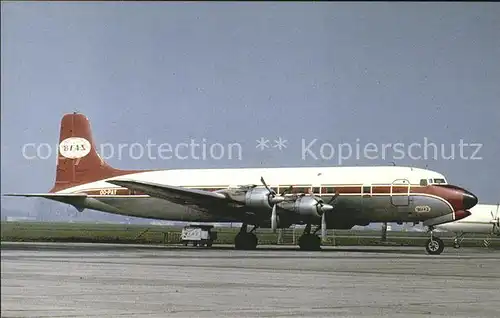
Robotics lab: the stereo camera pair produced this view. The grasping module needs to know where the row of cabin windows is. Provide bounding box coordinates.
[128,180,446,196]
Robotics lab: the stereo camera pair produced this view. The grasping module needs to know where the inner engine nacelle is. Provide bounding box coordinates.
[244,187,273,209]
[279,196,322,219]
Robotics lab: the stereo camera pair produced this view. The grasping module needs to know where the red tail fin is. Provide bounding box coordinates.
[49,113,146,193]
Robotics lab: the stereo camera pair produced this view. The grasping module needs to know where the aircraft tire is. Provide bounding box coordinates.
[234,232,258,250]
[298,234,321,251]
[425,237,444,255]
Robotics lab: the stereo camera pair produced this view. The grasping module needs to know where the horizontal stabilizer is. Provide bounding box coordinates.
[4,193,88,211]
[4,193,87,198]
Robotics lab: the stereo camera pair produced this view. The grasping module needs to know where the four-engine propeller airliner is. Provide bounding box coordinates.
[5,113,479,254]
[433,203,499,249]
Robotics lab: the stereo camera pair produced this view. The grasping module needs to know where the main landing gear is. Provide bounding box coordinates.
[298,224,322,251]
[425,227,445,255]
[234,224,258,250]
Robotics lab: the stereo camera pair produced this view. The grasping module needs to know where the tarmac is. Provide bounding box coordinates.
[1,242,499,318]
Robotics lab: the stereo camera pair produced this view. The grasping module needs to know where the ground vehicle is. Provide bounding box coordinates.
[181,224,217,247]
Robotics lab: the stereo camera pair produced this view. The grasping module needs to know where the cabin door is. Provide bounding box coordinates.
[361,184,373,213]
[390,179,410,206]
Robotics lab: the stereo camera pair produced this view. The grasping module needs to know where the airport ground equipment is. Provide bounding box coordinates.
[181,224,217,247]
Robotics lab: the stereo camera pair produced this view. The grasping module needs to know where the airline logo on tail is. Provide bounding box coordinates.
[59,137,91,159]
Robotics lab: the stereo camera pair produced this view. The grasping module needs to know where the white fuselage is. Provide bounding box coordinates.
[55,166,454,224]
[58,166,447,194]
[435,204,499,234]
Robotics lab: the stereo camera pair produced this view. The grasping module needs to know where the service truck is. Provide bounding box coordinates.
[181,224,217,247]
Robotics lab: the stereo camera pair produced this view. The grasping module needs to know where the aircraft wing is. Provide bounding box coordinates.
[3,193,88,211]
[106,179,240,214]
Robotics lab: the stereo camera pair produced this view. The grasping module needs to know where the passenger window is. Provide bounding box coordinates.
[420,179,428,186]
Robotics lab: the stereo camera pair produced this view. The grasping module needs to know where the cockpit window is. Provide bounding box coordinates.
[421,178,447,185]
[433,178,447,184]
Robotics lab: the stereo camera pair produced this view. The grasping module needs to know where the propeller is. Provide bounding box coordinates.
[491,203,500,233]
[261,177,286,233]
[311,190,339,242]
[260,177,283,203]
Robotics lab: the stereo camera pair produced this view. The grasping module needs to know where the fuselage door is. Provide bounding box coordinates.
[390,179,410,206]
[361,184,373,213]
[362,185,372,198]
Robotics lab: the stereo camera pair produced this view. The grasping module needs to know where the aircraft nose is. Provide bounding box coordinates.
[462,191,478,210]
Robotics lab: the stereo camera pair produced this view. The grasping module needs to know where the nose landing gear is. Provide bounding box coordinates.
[425,227,445,255]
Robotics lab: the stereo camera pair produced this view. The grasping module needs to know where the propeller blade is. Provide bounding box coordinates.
[260,176,271,192]
[321,212,327,242]
[280,185,293,196]
[491,210,499,226]
[260,176,265,185]
[327,192,339,205]
[271,204,278,233]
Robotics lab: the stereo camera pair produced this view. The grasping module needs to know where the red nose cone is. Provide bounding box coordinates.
[454,210,471,221]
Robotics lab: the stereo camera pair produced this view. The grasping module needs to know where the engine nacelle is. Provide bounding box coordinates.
[244,187,273,209]
[279,195,323,219]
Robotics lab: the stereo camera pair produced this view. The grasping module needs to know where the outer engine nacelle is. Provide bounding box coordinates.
[279,195,323,219]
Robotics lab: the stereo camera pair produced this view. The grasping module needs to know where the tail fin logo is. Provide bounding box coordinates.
[59,137,91,159]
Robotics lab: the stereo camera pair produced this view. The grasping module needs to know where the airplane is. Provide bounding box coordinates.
[433,203,499,249]
[4,112,479,254]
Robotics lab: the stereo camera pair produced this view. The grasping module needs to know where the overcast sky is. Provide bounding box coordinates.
[2,2,499,213]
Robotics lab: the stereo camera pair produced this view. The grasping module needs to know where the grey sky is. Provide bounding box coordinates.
[2,2,499,213]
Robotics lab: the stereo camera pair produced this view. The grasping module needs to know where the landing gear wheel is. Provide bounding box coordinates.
[426,237,444,255]
[234,232,258,250]
[298,234,321,251]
